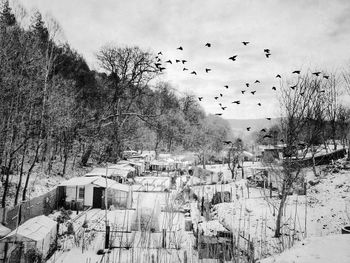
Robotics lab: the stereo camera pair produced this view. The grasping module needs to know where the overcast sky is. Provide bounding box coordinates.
[15,0,350,119]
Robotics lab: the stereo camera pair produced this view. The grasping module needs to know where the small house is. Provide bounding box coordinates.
[0,215,57,263]
[58,176,132,210]
[85,165,135,183]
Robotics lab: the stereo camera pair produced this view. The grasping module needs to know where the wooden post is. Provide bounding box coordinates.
[270,182,273,198]
[162,229,166,248]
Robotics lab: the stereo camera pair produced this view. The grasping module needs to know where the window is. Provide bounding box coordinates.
[78,187,85,199]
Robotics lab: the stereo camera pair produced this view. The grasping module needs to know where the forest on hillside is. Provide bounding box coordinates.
[0,2,233,207]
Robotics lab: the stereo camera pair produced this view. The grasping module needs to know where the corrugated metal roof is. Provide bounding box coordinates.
[92,177,130,192]
[2,215,56,242]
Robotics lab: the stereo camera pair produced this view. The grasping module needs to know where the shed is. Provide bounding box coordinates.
[0,215,57,262]
[58,176,132,210]
[85,165,135,183]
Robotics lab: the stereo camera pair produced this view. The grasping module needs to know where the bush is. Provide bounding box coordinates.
[25,248,43,263]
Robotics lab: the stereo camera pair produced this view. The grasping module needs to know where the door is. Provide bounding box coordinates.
[92,187,103,208]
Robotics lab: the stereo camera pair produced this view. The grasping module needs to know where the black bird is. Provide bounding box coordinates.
[246,127,251,131]
[261,128,266,132]
[219,103,222,106]
[242,41,250,46]
[182,60,187,64]
[257,103,262,106]
[156,57,161,62]
[228,55,237,61]
[232,100,240,104]
[155,63,162,68]
[241,90,246,94]
[266,118,271,120]
[177,46,183,50]
[214,96,219,100]
[223,140,232,144]
[300,92,305,96]
[312,72,321,76]
[159,67,166,72]
[255,80,260,83]
[265,53,271,58]
[221,107,227,110]
[198,97,203,101]
[165,60,172,64]
[183,68,188,71]
[290,85,297,90]
[293,70,301,74]
[276,74,281,78]
[224,85,229,89]
[319,90,325,93]
[220,93,223,97]
[246,83,250,87]
[263,134,272,139]
[205,43,211,47]
[251,91,256,95]
[280,139,284,143]
[323,75,329,79]
[272,86,276,90]
[158,52,163,55]
[205,68,211,73]
[191,71,197,75]
[264,49,270,53]
[175,59,181,63]
[215,113,223,116]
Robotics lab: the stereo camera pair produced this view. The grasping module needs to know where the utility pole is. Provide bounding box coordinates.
[105,165,110,249]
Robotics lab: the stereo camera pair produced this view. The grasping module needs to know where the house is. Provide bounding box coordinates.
[85,165,135,183]
[0,215,57,263]
[57,176,132,210]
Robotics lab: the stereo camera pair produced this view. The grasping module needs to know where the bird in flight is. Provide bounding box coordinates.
[251,91,256,95]
[266,118,271,120]
[205,68,211,73]
[159,67,166,72]
[205,43,211,47]
[215,113,223,116]
[255,80,260,83]
[191,71,197,75]
[300,92,305,96]
[177,46,183,50]
[241,90,246,94]
[246,127,251,131]
[232,100,240,104]
[246,83,250,87]
[276,74,281,78]
[242,41,250,46]
[312,72,321,76]
[183,68,188,71]
[257,103,262,106]
[155,63,162,68]
[293,70,301,74]
[214,96,219,100]
[229,55,237,61]
[198,97,203,101]
[182,60,187,64]
[323,75,329,79]
[220,93,223,97]
[175,59,181,63]
[165,60,172,64]
[264,49,270,53]
[158,52,163,55]
[272,86,276,91]
[290,85,297,90]
[224,85,229,89]
[263,134,272,139]
[221,107,227,110]
[265,53,271,58]
[261,128,266,132]
[223,140,232,144]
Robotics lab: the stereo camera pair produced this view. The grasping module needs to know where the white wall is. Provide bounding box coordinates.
[65,185,94,206]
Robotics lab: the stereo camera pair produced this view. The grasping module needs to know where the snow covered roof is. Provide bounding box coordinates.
[59,176,98,186]
[1,215,56,242]
[85,166,135,178]
[59,176,130,192]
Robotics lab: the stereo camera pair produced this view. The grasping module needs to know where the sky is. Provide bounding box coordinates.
[14,0,350,119]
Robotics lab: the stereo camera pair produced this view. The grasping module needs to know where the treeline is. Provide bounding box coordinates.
[0,1,232,207]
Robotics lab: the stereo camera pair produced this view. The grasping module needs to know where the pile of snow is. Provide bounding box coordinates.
[259,234,350,263]
[198,220,228,236]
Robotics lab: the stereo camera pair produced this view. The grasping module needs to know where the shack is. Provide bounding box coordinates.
[0,215,56,263]
[85,165,136,183]
[58,176,132,210]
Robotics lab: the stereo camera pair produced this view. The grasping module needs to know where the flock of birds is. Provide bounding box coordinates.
[153,41,331,143]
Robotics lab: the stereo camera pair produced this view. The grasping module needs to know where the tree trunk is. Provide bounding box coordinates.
[14,146,26,206]
[1,158,13,208]
[22,143,40,202]
[80,143,93,166]
[275,188,287,237]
